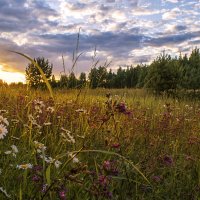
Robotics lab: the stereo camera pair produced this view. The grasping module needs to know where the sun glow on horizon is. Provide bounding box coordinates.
[0,65,25,84]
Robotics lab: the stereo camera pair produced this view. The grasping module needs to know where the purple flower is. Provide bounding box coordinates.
[98,175,109,187]
[32,175,41,183]
[125,110,132,116]
[33,165,43,172]
[111,143,120,149]
[116,102,126,113]
[152,175,162,183]
[41,184,48,193]
[163,155,174,166]
[59,190,67,200]
[103,161,111,171]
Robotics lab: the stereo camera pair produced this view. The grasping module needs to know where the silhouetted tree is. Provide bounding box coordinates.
[68,72,77,88]
[26,57,53,88]
[78,72,87,88]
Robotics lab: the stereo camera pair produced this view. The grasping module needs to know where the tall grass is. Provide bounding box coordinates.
[0,87,200,199]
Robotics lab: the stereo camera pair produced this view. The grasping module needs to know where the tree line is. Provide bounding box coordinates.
[24,47,200,94]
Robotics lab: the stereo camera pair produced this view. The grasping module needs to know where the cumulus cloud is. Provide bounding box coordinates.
[162,7,181,20]
[164,0,179,3]
[0,0,199,77]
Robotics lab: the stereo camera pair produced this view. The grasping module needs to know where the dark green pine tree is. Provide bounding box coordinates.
[114,67,126,88]
[68,72,77,88]
[144,53,179,94]
[78,72,87,88]
[187,47,200,93]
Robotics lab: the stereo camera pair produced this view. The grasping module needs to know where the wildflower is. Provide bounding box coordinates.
[11,119,19,124]
[46,107,54,113]
[75,108,87,113]
[34,99,45,113]
[17,163,33,169]
[40,155,61,168]
[58,190,67,200]
[61,128,75,144]
[152,175,162,183]
[54,160,62,168]
[103,160,111,171]
[34,141,46,153]
[111,143,120,149]
[163,155,174,166]
[0,110,7,114]
[5,145,19,157]
[98,175,110,187]
[45,157,55,163]
[11,145,18,153]
[28,114,38,126]
[0,115,9,126]
[116,102,126,113]
[39,155,53,163]
[103,160,119,176]
[0,124,8,139]
[44,122,51,126]
[42,184,48,193]
[33,165,43,172]
[32,175,41,183]
[115,102,132,115]
[68,153,79,163]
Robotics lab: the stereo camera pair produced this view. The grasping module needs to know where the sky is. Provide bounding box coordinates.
[0,0,200,83]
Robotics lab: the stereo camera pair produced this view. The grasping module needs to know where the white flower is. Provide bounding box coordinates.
[34,141,46,153]
[45,157,55,163]
[34,99,45,107]
[11,119,19,123]
[44,122,51,126]
[39,155,61,168]
[0,110,7,114]
[54,160,62,168]
[75,109,87,113]
[46,107,54,113]
[68,153,79,163]
[5,151,12,155]
[61,128,75,144]
[0,116,9,126]
[11,145,18,153]
[0,187,11,198]
[28,115,37,125]
[17,163,33,169]
[0,124,8,139]
[72,157,79,163]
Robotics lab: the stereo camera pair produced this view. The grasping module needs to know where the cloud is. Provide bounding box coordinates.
[162,7,181,20]
[0,0,200,77]
[164,0,179,3]
[145,31,200,47]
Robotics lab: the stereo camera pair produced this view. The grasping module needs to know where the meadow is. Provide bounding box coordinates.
[0,86,200,199]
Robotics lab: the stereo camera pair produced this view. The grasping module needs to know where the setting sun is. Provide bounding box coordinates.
[0,64,25,84]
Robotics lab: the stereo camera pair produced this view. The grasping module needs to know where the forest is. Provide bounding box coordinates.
[17,47,200,95]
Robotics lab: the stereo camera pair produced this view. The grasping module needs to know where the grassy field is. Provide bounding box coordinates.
[0,86,200,199]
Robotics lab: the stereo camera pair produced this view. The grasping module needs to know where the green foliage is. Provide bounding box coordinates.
[78,72,87,88]
[186,48,200,92]
[26,57,53,89]
[68,72,78,88]
[88,66,107,88]
[145,53,180,94]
